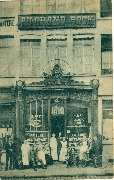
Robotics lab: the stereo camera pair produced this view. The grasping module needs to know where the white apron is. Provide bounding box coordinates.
[21,143,30,165]
[59,141,67,161]
[50,137,58,160]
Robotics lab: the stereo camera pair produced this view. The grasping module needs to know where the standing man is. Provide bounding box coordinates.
[50,133,58,161]
[0,140,3,171]
[57,132,62,161]
[12,138,21,169]
[4,138,13,171]
[21,140,30,169]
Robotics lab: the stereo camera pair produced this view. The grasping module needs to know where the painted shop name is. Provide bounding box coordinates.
[0,18,14,27]
[18,13,96,30]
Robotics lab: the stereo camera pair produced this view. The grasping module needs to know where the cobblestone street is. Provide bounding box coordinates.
[0,162,113,179]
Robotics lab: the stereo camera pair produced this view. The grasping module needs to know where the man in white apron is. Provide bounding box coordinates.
[21,140,30,168]
[50,133,58,161]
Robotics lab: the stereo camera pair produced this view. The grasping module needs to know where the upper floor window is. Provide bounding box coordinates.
[20,39,41,77]
[101,34,112,75]
[21,0,40,14]
[103,100,113,119]
[46,39,67,73]
[73,37,94,75]
[0,36,14,76]
[100,0,112,17]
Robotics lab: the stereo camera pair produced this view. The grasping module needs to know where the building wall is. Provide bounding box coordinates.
[0,0,113,160]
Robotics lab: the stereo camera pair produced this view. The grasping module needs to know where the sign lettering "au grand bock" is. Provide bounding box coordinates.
[18,13,96,30]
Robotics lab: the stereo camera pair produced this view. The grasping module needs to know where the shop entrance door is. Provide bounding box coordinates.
[51,115,65,138]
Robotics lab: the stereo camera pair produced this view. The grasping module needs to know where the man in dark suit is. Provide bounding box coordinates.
[4,139,13,171]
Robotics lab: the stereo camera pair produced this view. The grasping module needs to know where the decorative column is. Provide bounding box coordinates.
[48,98,51,140]
[98,96,102,135]
[40,33,46,73]
[15,80,24,139]
[67,32,73,73]
[90,79,99,137]
[64,98,67,136]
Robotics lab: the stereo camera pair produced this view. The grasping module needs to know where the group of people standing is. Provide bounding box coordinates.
[0,133,68,171]
[0,133,101,171]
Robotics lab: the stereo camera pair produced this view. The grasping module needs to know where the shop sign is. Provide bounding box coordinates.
[52,105,64,115]
[0,17,15,27]
[18,13,96,30]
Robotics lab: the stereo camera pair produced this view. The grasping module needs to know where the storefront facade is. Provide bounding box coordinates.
[0,0,113,161]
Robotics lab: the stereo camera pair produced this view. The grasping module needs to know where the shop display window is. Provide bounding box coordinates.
[25,99,48,132]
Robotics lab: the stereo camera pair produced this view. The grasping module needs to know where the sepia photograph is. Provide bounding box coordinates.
[0,0,113,179]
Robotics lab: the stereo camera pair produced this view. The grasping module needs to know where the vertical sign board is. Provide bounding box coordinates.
[18,13,96,30]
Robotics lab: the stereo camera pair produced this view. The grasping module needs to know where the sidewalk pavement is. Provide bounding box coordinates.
[0,162,113,179]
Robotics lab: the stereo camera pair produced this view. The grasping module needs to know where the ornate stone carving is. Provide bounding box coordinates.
[43,64,84,86]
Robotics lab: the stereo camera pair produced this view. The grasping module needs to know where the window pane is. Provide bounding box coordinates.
[101,34,112,51]
[103,100,113,109]
[74,47,83,57]
[102,51,110,69]
[74,65,83,74]
[85,56,93,65]
[32,48,40,57]
[84,46,93,56]
[100,0,112,17]
[101,35,112,74]
[85,64,93,73]
[103,110,113,119]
